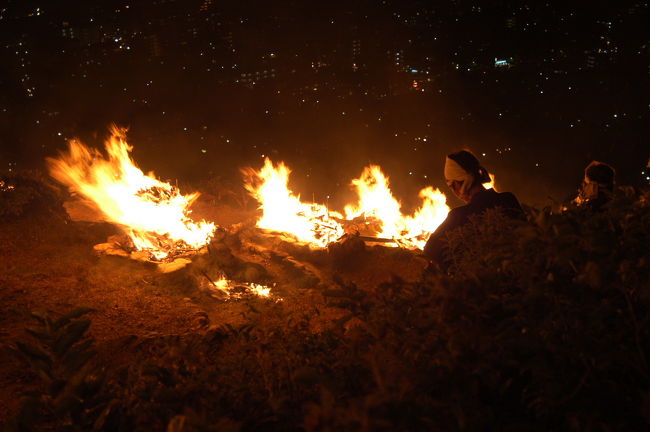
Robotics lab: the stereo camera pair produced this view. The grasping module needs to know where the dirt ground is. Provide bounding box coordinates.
[0,194,426,423]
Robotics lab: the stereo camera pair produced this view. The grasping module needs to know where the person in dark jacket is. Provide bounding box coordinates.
[423,150,524,269]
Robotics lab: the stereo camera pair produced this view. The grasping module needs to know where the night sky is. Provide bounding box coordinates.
[0,0,647,208]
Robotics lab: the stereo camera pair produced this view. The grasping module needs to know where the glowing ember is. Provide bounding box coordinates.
[0,180,15,191]
[209,276,273,300]
[47,126,215,260]
[345,166,449,249]
[243,158,345,247]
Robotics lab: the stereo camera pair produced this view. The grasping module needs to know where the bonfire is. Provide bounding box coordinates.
[243,158,451,250]
[47,126,216,267]
[242,158,345,248]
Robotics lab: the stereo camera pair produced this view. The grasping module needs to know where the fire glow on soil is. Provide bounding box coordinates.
[47,127,216,261]
[244,158,451,249]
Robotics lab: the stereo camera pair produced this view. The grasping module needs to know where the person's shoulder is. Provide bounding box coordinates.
[445,203,473,225]
[495,190,520,203]
[494,191,525,217]
[449,203,470,217]
[497,191,518,200]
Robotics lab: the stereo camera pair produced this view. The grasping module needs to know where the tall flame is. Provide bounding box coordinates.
[243,158,344,248]
[245,159,450,250]
[345,166,449,249]
[48,127,215,260]
[344,166,402,237]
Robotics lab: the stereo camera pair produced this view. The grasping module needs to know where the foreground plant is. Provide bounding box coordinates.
[6,308,122,432]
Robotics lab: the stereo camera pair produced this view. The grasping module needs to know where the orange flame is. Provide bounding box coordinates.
[245,159,450,250]
[345,166,449,249]
[47,127,215,260]
[243,158,345,247]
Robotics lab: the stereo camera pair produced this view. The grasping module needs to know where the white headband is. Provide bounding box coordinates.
[444,157,474,196]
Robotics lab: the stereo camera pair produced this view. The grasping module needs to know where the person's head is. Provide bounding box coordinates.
[579,161,615,203]
[444,150,491,202]
[584,161,615,190]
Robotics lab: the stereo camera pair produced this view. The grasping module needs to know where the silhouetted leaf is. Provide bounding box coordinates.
[63,350,97,380]
[54,319,91,357]
[54,307,96,330]
[29,310,50,326]
[16,342,51,364]
[25,327,52,342]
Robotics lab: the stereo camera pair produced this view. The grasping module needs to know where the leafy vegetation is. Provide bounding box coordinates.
[4,189,650,431]
[4,308,119,431]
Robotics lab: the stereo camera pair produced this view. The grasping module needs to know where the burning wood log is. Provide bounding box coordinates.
[337,233,397,244]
